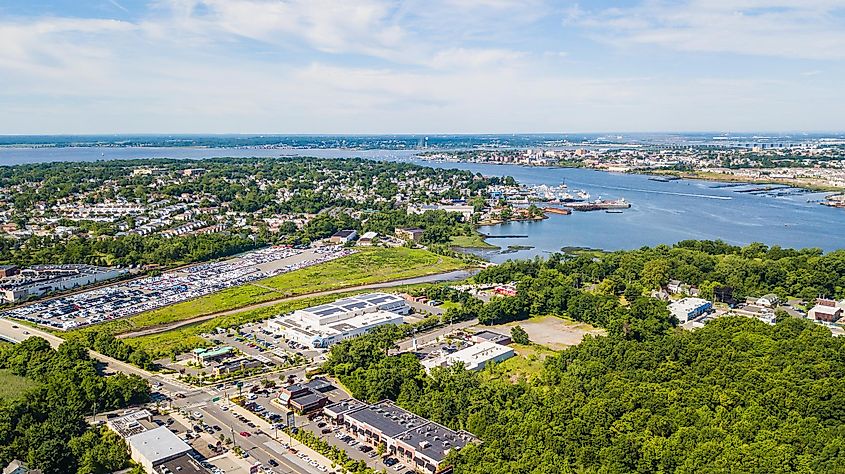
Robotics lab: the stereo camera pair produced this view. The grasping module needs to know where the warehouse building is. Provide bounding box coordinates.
[324,399,477,474]
[421,341,514,374]
[266,293,409,348]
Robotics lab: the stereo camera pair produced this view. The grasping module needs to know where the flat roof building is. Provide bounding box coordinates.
[470,330,511,346]
[669,297,712,323]
[329,229,358,244]
[266,293,409,348]
[128,426,193,473]
[421,341,514,374]
[330,400,478,474]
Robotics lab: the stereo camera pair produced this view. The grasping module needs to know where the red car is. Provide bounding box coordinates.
[239,431,251,437]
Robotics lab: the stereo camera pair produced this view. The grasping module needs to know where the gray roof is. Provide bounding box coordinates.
[128,426,191,464]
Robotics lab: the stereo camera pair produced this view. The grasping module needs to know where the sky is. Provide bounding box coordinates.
[1,0,844,134]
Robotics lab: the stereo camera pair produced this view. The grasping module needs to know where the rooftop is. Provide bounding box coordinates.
[128,426,191,465]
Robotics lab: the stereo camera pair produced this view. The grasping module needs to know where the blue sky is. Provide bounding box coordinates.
[1,0,844,134]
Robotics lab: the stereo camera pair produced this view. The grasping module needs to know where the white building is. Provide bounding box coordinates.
[127,426,192,473]
[266,293,409,348]
[756,294,780,308]
[421,341,514,374]
[669,298,712,323]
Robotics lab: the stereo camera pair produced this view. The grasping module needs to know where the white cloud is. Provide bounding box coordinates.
[574,0,845,60]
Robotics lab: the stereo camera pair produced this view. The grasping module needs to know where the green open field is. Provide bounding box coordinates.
[482,343,557,382]
[124,291,362,359]
[449,234,499,249]
[0,369,39,400]
[72,247,467,337]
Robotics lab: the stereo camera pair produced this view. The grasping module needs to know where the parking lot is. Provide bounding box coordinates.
[1,245,354,330]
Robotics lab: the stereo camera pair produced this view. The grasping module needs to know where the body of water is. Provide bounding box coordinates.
[1,147,843,262]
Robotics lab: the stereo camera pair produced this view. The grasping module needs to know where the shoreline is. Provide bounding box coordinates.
[642,169,843,194]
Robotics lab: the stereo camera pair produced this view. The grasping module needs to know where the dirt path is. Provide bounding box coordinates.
[116,269,474,339]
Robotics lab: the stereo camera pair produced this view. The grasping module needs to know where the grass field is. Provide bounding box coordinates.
[0,369,39,400]
[124,291,362,359]
[483,343,557,382]
[449,234,499,249]
[72,247,467,337]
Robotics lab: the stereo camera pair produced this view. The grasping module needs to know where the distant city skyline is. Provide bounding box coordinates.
[1,0,844,134]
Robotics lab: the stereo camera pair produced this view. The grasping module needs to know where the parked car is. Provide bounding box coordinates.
[239,431,251,437]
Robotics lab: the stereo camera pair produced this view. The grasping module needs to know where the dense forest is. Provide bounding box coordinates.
[322,241,845,473]
[474,240,845,306]
[324,315,845,473]
[0,337,149,474]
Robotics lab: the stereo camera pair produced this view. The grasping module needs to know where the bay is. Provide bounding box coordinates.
[1,146,843,262]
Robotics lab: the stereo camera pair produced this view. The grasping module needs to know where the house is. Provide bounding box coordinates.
[395,227,424,242]
[329,229,358,244]
[494,285,517,297]
[668,298,712,323]
[358,231,378,246]
[756,294,780,308]
[667,280,683,294]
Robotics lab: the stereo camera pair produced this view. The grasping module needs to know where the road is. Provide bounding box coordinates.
[116,269,475,339]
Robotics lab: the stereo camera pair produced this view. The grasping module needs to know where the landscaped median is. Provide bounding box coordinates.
[70,247,468,339]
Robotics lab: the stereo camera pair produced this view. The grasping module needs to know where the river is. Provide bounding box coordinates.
[1,146,843,262]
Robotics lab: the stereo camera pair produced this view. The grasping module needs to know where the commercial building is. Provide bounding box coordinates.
[809,298,845,323]
[395,227,424,242]
[358,231,378,246]
[277,378,334,413]
[211,357,264,376]
[191,346,234,365]
[324,399,478,474]
[409,204,475,221]
[329,229,358,244]
[107,410,208,474]
[0,265,128,303]
[3,460,40,474]
[266,293,409,348]
[470,330,511,346]
[0,265,20,278]
[669,297,712,323]
[421,341,514,374]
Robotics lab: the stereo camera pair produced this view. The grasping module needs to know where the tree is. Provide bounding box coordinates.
[510,326,530,345]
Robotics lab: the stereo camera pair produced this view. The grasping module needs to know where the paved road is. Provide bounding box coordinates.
[116,269,475,339]
[0,317,195,391]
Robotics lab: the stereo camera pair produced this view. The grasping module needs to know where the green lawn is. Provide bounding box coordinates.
[0,369,39,400]
[73,247,467,337]
[449,234,499,249]
[482,343,557,383]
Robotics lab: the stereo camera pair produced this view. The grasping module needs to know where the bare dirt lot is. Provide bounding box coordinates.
[483,315,605,350]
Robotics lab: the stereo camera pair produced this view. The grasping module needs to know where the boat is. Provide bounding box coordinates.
[605,210,624,214]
